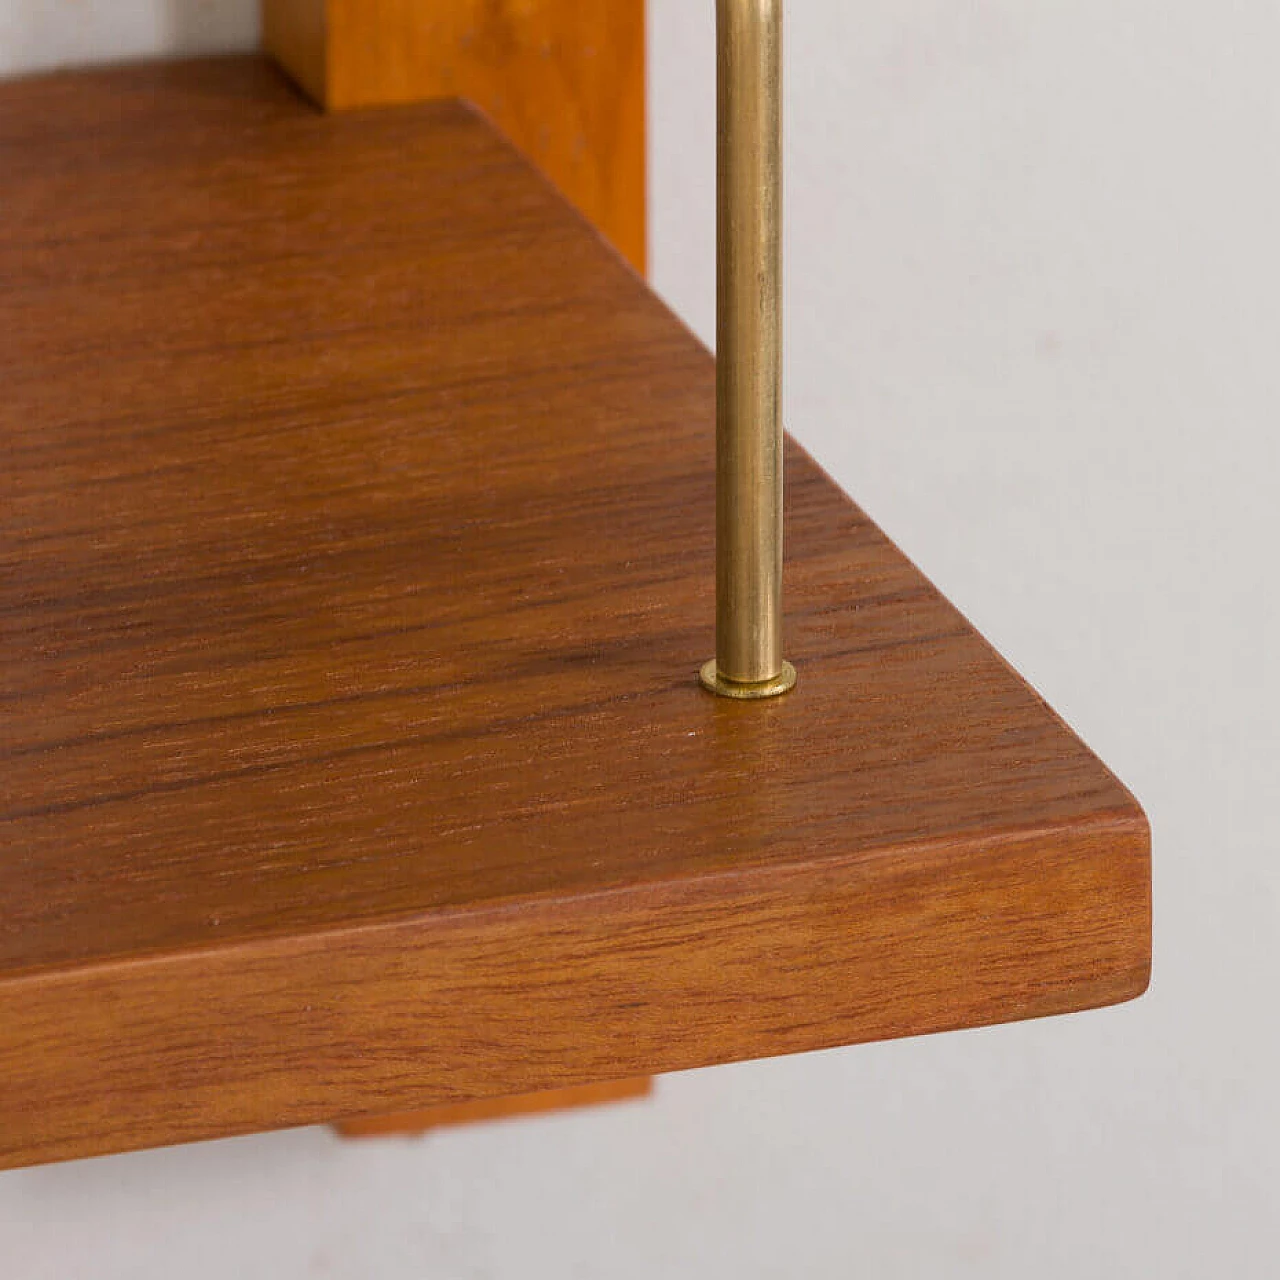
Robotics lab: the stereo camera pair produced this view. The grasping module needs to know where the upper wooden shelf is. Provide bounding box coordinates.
[0,58,1150,1171]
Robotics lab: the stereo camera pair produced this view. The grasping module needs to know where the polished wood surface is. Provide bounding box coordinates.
[262,0,647,271]
[335,1079,652,1138]
[0,58,1150,1171]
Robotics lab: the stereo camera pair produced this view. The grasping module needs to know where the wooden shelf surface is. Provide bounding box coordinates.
[0,58,1150,1170]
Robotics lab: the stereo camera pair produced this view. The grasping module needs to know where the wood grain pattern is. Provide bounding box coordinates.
[334,1078,652,1138]
[261,0,647,272]
[0,58,1150,1171]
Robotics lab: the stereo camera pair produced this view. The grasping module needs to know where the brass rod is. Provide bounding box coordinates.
[701,0,796,700]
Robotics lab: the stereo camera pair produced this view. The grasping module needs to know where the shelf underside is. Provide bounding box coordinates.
[0,58,1150,1169]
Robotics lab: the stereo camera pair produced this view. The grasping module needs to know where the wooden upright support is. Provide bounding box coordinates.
[261,2,650,1139]
[262,0,647,273]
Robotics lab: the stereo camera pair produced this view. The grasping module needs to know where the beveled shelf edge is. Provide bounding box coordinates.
[0,812,1150,1170]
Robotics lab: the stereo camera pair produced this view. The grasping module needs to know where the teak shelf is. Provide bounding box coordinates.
[0,58,1151,1171]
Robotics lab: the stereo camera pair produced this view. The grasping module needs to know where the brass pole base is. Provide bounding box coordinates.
[700,660,797,701]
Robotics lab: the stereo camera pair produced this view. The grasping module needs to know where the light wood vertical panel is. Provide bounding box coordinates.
[259,2,650,1139]
[262,0,647,272]
[335,1079,653,1138]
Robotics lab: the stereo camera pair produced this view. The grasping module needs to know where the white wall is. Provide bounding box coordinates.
[0,0,257,77]
[2,3,1278,1276]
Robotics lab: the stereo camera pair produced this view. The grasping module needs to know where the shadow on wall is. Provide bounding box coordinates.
[163,0,260,54]
[0,0,259,79]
